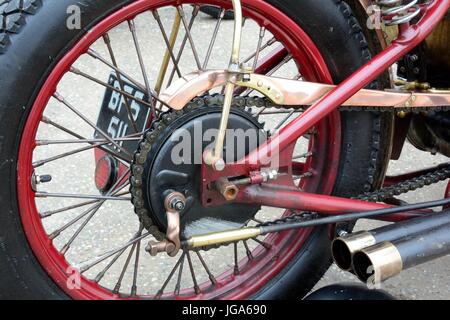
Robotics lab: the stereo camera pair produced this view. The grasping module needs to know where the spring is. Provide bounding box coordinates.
[377,0,421,26]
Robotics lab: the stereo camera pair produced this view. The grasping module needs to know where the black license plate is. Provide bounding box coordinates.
[95,73,150,154]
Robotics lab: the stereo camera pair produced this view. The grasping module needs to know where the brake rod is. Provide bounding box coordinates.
[182,198,450,250]
[203,0,244,171]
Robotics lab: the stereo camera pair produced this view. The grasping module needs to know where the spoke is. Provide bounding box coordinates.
[174,252,185,295]
[243,241,254,260]
[48,202,100,241]
[203,8,225,69]
[271,109,295,134]
[113,240,138,294]
[251,218,264,224]
[56,183,129,253]
[242,37,276,64]
[103,33,139,133]
[40,199,100,219]
[185,250,201,294]
[87,49,147,92]
[252,238,272,250]
[254,69,297,117]
[33,142,110,168]
[36,137,141,146]
[152,10,182,78]
[155,252,185,299]
[60,202,103,255]
[94,246,127,283]
[233,242,240,275]
[46,170,131,240]
[94,225,144,284]
[36,191,131,202]
[177,6,202,70]
[53,92,133,159]
[252,27,266,70]
[70,67,156,111]
[41,116,84,140]
[195,251,217,286]
[39,115,133,165]
[80,232,150,273]
[266,54,293,76]
[166,6,200,87]
[131,232,142,296]
[128,19,157,117]
[254,107,265,117]
[243,54,292,97]
[87,49,173,111]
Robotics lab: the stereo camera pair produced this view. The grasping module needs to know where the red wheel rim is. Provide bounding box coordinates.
[17,0,341,300]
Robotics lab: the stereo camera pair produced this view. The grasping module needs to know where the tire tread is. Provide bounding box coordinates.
[0,0,42,53]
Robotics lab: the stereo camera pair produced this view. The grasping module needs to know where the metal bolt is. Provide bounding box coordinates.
[164,191,187,213]
[213,158,226,171]
[171,199,185,211]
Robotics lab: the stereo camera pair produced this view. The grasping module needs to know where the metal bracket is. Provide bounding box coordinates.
[159,69,450,111]
[146,191,186,257]
[234,73,285,105]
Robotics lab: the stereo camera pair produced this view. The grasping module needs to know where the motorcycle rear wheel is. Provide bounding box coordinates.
[0,0,392,299]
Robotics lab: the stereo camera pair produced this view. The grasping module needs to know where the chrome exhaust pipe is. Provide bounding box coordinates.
[352,223,450,284]
[332,231,377,271]
[331,211,450,270]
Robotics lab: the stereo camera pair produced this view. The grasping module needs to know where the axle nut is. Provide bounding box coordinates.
[164,191,187,213]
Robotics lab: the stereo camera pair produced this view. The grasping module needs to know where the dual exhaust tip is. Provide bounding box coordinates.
[332,232,403,284]
[331,211,450,284]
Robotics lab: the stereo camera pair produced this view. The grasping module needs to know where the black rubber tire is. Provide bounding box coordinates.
[199,5,234,20]
[0,0,392,299]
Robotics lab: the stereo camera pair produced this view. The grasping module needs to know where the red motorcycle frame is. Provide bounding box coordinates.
[170,0,450,223]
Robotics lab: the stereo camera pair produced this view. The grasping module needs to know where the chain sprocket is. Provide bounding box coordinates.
[130,96,255,240]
